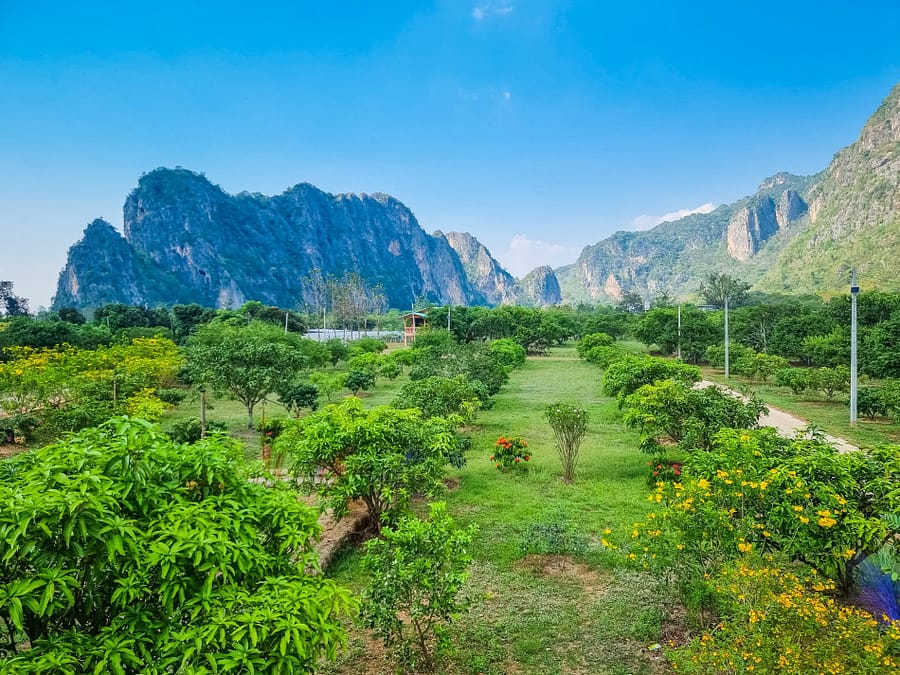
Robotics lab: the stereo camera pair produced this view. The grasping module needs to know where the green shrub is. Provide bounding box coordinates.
[547,403,588,483]
[809,365,851,401]
[393,375,482,423]
[348,337,387,355]
[732,352,789,382]
[324,338,350,365]
[602,355,701,406]
[488,338,526,369]
[279,399,464,529]
[705,342,755,369]
[623,380,766,453]
[361,502,476,672]
[0,417,357,672]
[165,417,228,444]
[583,344,629,368]
[276,381,320,416]
[576,332,614,359]
[775,367,812,395]
[345,369,376,395]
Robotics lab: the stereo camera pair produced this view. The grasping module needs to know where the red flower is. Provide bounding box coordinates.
[524,455,530,461]
[515,457,521,463]
[496,463,501,469]
[652,470,659,476]
[674,469,681,475]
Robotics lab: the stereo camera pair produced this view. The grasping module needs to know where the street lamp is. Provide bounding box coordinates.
[850,270,859,425]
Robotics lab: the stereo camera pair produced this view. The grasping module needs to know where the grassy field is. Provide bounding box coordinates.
[701,367,900,448]
[321,345,672,674]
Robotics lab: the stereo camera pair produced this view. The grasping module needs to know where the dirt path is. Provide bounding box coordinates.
[699,380,859,453]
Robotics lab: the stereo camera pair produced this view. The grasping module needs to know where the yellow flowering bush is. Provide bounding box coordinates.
[684,428,900,588]
[670,559,900,674]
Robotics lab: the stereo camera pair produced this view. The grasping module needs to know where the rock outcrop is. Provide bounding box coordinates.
[441,231,518,305]
[53,169,514,310]
[758,82,900,292]
[725,191,807,261]
[515,266,562,306]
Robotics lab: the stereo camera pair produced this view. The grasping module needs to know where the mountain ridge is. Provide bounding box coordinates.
[54,169,561,310]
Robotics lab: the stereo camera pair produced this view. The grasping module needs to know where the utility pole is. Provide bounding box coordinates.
[850,270,859,425]
[724,296,730,379]
[676,304,682,360]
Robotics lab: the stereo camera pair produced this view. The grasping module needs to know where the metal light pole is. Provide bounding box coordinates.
[676,303,682,360]
[724,296,730,379]
[850,270,859,425]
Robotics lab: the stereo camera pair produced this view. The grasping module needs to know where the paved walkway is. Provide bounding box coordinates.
[699,380,859,453]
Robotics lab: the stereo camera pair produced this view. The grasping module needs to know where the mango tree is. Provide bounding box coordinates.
[0,417,356,672]
[276,398,463,531]
[184,321,309,428]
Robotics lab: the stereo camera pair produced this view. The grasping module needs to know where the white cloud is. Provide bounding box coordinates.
[496,234,580,277]
[502,90,511,102]
[472,2,514,21]
[629,202,716,230]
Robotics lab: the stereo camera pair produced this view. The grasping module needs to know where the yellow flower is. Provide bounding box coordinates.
[793,505,803,512]
[818,516,837,528]
[738,541,753,553]
[799,515,810,524]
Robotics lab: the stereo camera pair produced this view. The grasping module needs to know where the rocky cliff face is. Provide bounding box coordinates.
[556,172,813,303]
[53,219,190,308]
[758,82,900,292]
[54,169,515,310]
[725,190,808,261]
[441,231,518,304]
[515,266,562,306]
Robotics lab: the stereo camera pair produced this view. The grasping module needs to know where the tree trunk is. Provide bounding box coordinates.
[200,388,207,438]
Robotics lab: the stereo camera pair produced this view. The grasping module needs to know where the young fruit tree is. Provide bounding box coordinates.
[184,321,309,428]
[0,417,356,673]
[276,398,464,532]
[547,402,588,483]
[361,502,476,672]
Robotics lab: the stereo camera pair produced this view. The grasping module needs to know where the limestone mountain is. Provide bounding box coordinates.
[557,80,900,303]
[758,81,900,293]
[440,231,518,305]
[53,169,514,310]
[556,172,815,304]
[515,266,562,306]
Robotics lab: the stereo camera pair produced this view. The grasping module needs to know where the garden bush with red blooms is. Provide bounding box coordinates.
[491,435,530,470]
[646,456,682,486]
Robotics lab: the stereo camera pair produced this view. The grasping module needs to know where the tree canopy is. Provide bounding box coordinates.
[0,417,356,673]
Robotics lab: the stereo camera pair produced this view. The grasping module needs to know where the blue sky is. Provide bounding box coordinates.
[2,0,899,308]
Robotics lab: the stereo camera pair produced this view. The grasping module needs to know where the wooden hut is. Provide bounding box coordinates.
[402,311,428,346]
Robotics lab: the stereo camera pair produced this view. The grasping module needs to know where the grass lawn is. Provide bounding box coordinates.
[701,367,900,448]
[322,345,672,674]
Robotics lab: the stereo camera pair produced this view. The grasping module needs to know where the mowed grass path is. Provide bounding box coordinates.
[325,345,670,675]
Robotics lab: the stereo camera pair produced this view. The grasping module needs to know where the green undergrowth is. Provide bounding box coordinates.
[323,345,671,674]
